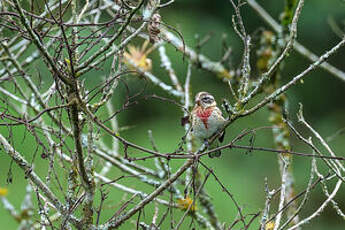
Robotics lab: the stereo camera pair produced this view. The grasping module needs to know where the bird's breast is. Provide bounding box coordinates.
[196,107,213,129]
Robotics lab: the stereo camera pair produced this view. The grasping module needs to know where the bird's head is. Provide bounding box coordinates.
[195,92,216,108]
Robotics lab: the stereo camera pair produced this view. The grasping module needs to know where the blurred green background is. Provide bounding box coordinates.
[1,0,345,229]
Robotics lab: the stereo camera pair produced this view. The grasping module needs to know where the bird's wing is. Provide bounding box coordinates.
[213,107,226,122]
[190,106,199,123]
[213,107,226,142]
[181,106,198,126]
[181,116,190,126]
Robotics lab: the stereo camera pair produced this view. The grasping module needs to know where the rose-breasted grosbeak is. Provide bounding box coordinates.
[191,92,226,158]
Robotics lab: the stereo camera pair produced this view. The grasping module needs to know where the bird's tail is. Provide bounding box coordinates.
[208,140,221,158]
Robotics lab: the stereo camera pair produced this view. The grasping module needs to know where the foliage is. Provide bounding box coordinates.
[0,0,344,229]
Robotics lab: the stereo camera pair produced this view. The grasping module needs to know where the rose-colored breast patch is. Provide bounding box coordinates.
[196,107,213,129]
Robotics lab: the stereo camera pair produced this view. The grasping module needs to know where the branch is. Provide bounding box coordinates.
[0,134,82,228]
[11,0,72,85]
[242,37,345,116]
[240,0,305,105]
[247,0,345,82]
[103,159,194,229]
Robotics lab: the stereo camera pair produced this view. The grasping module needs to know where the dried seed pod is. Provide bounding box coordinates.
[148,13,161,43]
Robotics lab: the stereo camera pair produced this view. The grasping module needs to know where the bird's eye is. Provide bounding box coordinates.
[201,97,214,103]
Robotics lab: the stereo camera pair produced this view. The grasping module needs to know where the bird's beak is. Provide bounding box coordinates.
[196,99,201,106]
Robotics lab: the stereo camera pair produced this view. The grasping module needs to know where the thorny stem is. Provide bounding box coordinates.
[0,42,70,133]
[70,99,95,226]
[247,0,345,82]
[274,159,288,230]
[241,37,345,117]
[76,0,146,73]
[240,0,304,106]
[11,0,72,85]
[1,1,345,229]
[0,134,82,228]
[103,159,194,229]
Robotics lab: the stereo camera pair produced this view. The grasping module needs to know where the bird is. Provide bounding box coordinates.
[190,92,226,158]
